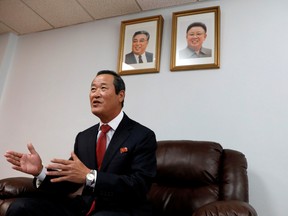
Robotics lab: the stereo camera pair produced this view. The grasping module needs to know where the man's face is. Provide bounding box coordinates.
[186,26,207,51]
[89,74,125,122]
[132,34,149,55]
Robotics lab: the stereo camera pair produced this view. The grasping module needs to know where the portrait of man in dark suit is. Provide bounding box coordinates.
[125,30,153,64]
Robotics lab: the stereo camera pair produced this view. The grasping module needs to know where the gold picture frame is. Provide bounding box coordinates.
[118,15,164,75]
[170,6,220,71]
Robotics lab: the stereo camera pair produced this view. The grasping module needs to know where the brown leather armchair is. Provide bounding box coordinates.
[148,140,257,216]
[0,140,257,216]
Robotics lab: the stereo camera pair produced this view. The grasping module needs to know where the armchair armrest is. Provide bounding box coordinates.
[0,177,40,216]
[0,177,37,198]
[192,200,258,216]
[0,177,80,216]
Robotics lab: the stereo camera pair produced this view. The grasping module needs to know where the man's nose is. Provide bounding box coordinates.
[92,89,101,97]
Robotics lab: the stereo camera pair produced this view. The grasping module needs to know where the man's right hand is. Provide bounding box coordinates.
[4,143,43,176]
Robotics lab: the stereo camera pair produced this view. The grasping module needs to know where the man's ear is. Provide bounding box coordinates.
[118,90,125,102]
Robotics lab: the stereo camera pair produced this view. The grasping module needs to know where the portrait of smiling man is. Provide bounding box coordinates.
[125,30,154,64]
[179,22,212,59]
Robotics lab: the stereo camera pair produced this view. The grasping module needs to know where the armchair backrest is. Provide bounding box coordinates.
[148,140,249,216]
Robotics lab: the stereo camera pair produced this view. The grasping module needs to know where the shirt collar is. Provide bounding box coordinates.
[133,53,147,63]
[99,111,124,131]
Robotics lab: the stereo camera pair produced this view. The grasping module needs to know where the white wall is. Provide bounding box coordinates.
[0,33,17,105]
[1,0,287,215]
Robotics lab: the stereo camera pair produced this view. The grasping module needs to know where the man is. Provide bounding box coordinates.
[125,31,153,64]
[4,70,157,216]
[179,22,212,59]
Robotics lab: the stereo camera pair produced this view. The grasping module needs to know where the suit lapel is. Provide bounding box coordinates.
[100,114,132,170]
[87,124,99,169]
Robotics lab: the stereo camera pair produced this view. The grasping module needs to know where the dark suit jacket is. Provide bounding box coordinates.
[125,52,153,64]
[38,113,157,216]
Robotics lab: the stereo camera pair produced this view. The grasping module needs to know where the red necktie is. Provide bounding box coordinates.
[86,124,111,216]
[96,124,111,169]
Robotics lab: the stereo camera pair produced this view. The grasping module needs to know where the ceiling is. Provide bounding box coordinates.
[0,0,204,36]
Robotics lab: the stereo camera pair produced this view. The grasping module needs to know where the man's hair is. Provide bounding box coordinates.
[133,30,150,41]
[186,22,207,33]
[96,70,125,107]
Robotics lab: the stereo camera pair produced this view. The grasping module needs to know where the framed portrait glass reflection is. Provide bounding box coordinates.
[118,15,163,75]
[170,6,220,71]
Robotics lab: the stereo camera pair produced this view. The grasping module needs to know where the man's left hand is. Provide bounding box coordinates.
[46,152,90,184]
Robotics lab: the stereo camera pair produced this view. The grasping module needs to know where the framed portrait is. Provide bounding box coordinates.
[170,6,220,71]
[118,15,164,75]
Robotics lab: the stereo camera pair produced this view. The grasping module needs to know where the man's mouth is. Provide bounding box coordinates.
[92,100,101,107]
